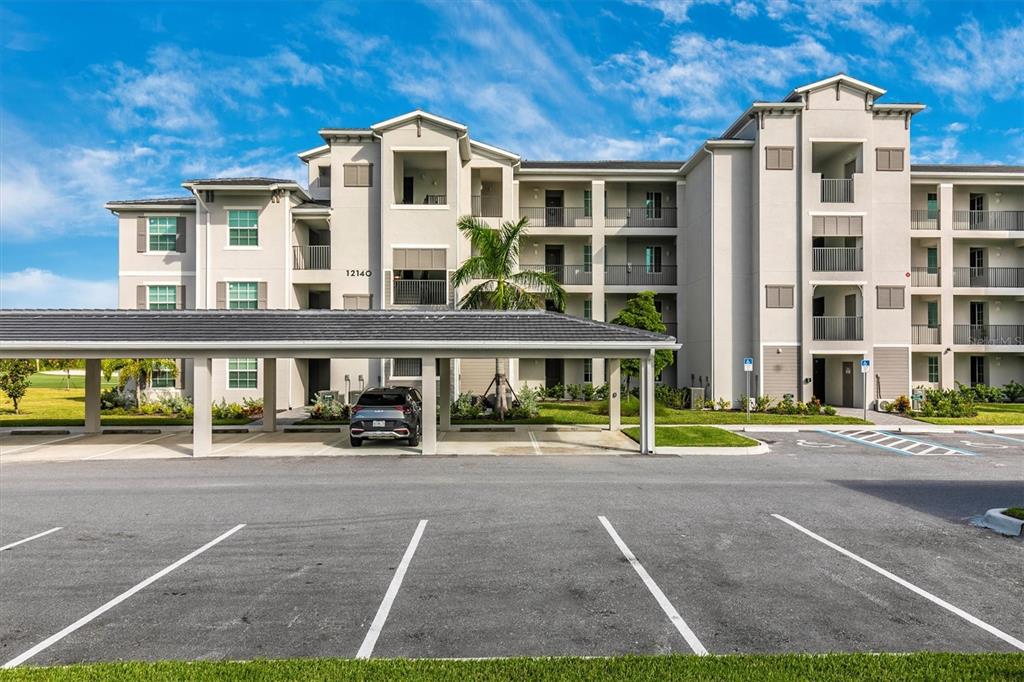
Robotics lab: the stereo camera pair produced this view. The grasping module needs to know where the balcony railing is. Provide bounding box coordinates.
[471,195,502,217]
[910,267,941,286]
[953,266,1024,288]
[813,316,863,341]
[392,279,447,306]
[605,207,678,228]
[821,178,853,203]
[812,247,862,272]
[520,206,592,227]
[952,210,1024,231]
[520,264,592,286]
[912,325,941,344]
[423,194,446,205]
[910,209,940,230]
[954,324,1024,346]
[292,244,330,270]
[605,264,677,286]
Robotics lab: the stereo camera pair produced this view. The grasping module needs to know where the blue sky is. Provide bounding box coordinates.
[1,0,1022,307]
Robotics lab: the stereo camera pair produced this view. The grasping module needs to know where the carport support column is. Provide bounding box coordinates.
[439,358,451,431]
[640,351,656,455]
[607,358,621,431]
[421,355,437,455]
[84,359,102,434]
[192,355,213,457]
[262,358,277,432]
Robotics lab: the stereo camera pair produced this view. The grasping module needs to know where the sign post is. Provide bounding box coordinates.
[860,359,871,422]
[743,357,754,422]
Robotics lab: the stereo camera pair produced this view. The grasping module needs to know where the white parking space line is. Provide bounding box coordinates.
[357,519,428,659]
[975,431,1024,445]
[2,524,246,669]
[1,434,84,455]
[81,433,177,460]
[598,516,707,655]
[772,514,1024,652]
[211,432,264,455]
[528,431,542,455]
[0,527,63,552]
[310,435,349,456]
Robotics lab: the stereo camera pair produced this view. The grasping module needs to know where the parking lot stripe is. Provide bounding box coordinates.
[211,432,264,455]
[528,431,542,455]
[771,514,1024,652]
[81,433,177,460]
[1,523,246,669]
[0,527,63,552]
[976,431,1024,445]
[357,519,428,659]
[2,434,84,455]
[310,435,349,456]
[598,516,708,655]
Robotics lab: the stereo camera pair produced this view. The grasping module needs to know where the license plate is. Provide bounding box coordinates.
[372,420,386,427]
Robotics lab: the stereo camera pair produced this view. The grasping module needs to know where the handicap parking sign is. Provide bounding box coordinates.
[743,357,753,372]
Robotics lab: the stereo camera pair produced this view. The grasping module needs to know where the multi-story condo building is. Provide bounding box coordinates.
[107,74,1023,410]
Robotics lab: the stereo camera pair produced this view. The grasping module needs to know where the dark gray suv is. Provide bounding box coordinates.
[349,387,422,447]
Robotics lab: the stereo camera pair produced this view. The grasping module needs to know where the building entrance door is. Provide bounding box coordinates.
[545,358,564,390]
[812,358,826,402]
[842,361,854,407]
[545,190,564,226]
[307,359,331,404]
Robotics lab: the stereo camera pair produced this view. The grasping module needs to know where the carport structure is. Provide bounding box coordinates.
[0,310,679,456]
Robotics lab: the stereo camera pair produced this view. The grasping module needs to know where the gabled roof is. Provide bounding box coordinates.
[105,196,196,208]
[520,160,683,171]
[181,177,297,185]
[470,139,520,162]
[370,110,467,134]
[297,144,330,162]
[786,73,886,100]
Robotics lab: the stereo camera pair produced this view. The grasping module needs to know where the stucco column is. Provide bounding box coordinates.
[640,351,656,454]
[192,355,212,457]
[84,359,101,434]
[439,358,451,431]
[938,182,955,388]
[421,355,437,455]
[607,358,621,431]
[591,180,606,385]
[262,358,277,432]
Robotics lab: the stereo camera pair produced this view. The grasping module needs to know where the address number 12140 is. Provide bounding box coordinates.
[346,269,372,277]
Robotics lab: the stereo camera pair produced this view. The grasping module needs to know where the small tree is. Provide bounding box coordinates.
[50,359,77,390]
[611,291,675,391]
[102,358,177,407]
[0,359,35,414]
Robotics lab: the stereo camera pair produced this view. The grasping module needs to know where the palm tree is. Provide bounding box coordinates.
[450,216,566,417]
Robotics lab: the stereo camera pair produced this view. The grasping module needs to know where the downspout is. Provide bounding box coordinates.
[191,188,210,309]
[704,145,715,400]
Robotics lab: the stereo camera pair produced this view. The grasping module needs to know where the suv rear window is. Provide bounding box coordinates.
[358,393,406,406]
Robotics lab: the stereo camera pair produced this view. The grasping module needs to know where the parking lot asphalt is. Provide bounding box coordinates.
[0,432,1021,665]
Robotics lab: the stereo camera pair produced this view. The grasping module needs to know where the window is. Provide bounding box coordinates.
[228,210,259,247]
[927,192,938,220]
[228,358,258,389]
[604,190,608,218]
[228,281,259,309]
[148,285,177,310]
[393,358,422,377]
[583,359,593,384]
[583,298,592,320]
[343,294,372,310]
[318,165,331,188]
[151,366,175,388]
[876,286,905,309]
[876,148,905,172]
[970,356,985,387]
[765,146,794,170]
[644,246,662,273]
[926,247,938,274]
[343,163,373,187]
[583,190,592,218]
[927,301,938,328]
[148,216,178,251]
[583,244,592,273]
[645,192,662,219]
[927,356,939,383]
[765,285,794,308]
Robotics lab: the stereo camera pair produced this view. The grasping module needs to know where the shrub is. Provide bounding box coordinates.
[566,384,585,401]
[451,392,484,420]
[805,398,822,415]
[543,383,565,400]
[592,382,609,401]
[507,384,541,419]
[958,382,1005,404]
[822,405,837,416]
[716,397,731,411]
[754,394,775,413]
[1003,380,1024,403]
[581,383,597,401]
[915,387,977,418]
[310,394,350,421]
[101,387,135,410]
[655,384,687,409]
[889,395,911,414]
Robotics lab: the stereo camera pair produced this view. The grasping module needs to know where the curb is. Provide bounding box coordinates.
[979,508,1024,537]
[656,440,770,456]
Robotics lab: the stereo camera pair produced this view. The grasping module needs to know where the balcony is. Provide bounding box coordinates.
[471,195,502,218]
[520,264,592,286]
[910,267,941,287]
[912,325,941,344]
[392,279,447,306]
[952,210,1024,231]
[812,247,862,272]
[953,267,1024,288]
[605,207,678,228]
[910,209,939,230]
[605,264,677,286]
[954,324,1024,345]
[520,207,592,228]
[292,245,330,270]
[813,316,863,341]
[821,178,853,203]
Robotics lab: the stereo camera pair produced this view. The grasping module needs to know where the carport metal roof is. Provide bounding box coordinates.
[0,310,679,359]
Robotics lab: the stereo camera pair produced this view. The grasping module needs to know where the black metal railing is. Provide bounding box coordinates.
[520,206,592,227]
[520,264,592,286]
[813,316,863,341]
[392,280,447,305]
[912,324,941,344]
[471,195,502,217]
[954,324,1024,345]
[910,209,940,230]
[952,210,1024,231]
[292,244,330,270]
[910,267,941,286]
[604,264,677,286]
[953,266,1024,288]
[423,194,446,205]
[605,207,678,228]
[812,247,862,271]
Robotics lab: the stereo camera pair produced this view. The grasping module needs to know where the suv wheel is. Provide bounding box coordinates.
[407,428,420,447]
[349,435,362,447]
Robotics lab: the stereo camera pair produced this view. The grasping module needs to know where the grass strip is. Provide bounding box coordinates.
[622,425,759,447]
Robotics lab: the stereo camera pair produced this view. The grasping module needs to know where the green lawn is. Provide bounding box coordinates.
[915,403,1024,426]
[1003,507,1024,521]
[623,425,759,447]
[1,653,1020,681]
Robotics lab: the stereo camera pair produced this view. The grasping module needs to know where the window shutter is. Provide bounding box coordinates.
[766,286,779,308]
[176,285,185,310]
[216,282,227,309]
[891,286,904,309]
[766,148,778,169]
[780,147,793,170]
[344,165,357,186]
[780,286,794,308]
[384,270,392,306]
[360,164,372,187]
[137,217,148,252]
[137,285,147,310]
[258,282,268,309]
[175,217,186,252]
[876,286,889,308]
[890,148,904,171]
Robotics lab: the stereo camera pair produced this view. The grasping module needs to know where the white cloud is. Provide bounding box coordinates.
[625,0,723,23]
[0,269,117,309]
[944,121,967,133]
[731,0,758,18]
